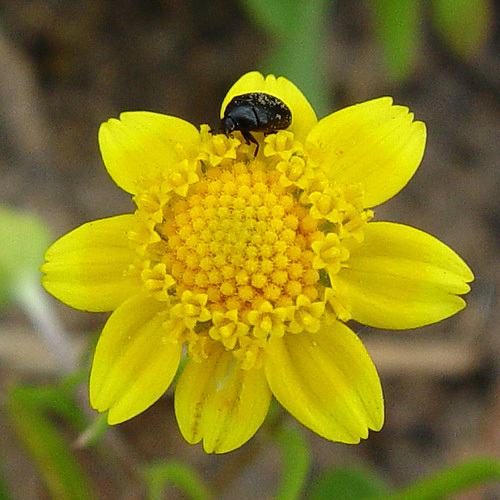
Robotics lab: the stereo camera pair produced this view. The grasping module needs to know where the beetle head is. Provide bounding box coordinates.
[220,116,236,134]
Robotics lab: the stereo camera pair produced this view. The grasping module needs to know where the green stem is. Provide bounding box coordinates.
[275,424,311,500]
[382,458,500,500]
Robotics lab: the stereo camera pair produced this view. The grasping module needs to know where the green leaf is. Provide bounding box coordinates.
[6,385,96,500]
[431,0,492,59]
[0,206,50,306]
[307,467,389,500]
[372,0,421,82]
[275,424,311,500]
[13,377,88,431]
[241,0,331,117]
[381,457,500,500]
[240,0,294,37]
[143,461,213,500]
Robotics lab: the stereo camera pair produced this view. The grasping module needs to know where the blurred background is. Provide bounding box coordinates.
[0,0,499,499]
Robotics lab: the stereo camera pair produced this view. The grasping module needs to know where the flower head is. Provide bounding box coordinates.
[41,72,473,453]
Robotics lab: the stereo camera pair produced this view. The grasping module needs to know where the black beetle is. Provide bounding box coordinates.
[213,92,292,156]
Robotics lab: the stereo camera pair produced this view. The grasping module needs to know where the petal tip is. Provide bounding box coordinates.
[107,409,128,426]
[462,263,475,284]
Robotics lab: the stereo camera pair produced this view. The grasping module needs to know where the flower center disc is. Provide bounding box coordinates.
[128,126,372,369]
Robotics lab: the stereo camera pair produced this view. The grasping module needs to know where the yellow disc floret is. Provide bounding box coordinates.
[127,127,372,369]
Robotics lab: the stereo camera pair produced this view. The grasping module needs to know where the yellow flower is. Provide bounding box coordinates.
[41,72,473,453]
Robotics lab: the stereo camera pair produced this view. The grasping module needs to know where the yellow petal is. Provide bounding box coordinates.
[306,97,426,207]
[90,294,181,424]
[175,348,271,453]
[265,323,383,443]
[99,111,200,194]
[335,222,474,329]
[41,215,138,312]
[220,71,317,143]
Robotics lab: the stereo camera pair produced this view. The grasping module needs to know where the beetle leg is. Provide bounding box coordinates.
[241,130,259,157]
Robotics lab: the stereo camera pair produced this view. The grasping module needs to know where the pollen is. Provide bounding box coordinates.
[128,129,372,369]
